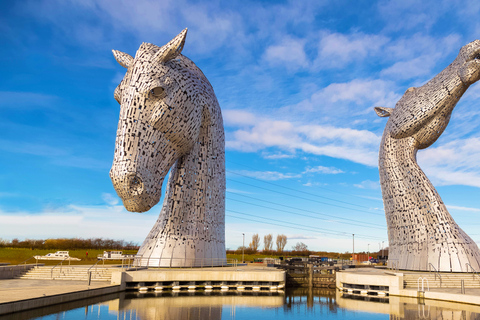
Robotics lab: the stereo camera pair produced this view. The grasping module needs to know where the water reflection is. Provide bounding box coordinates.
[5,288,480,319]
[337,291,480,319]
[116,291,284,320]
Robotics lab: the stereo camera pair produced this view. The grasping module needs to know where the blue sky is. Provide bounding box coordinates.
[2,0,480,253]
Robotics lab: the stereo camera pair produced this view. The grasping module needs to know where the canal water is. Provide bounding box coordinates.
[4,288,480,320]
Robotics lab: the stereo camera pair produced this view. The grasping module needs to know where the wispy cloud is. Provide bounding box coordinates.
[354,180,380,189]
[419,137,480,187]
[0,91,60,110]
[303,166,344,174]
[289,234,316,240]
[446,205,480,212]
[102,193,119,206]
[228,170,301,181]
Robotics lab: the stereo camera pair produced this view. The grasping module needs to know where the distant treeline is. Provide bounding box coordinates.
[226,248,355,259]
[0,238,140,250]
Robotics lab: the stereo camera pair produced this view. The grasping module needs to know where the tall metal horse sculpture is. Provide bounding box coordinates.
[110,29,226,267]
[375,40,480,271]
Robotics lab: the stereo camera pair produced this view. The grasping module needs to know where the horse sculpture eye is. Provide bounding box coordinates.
[150,87,165,98]
[475,53,480,60]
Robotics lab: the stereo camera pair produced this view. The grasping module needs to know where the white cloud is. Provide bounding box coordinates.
[223,109,258,126]
[380,55,437,80]
[419,137,480,187]
[225,110,381,167]
[263,36,308,71]
[303,166,344,174]
[315,31,389,69]
[380,34,461,80]
[0,204,157,242]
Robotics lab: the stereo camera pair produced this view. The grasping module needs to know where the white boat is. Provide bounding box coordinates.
[97,250,135,260]
[34,251,81,261]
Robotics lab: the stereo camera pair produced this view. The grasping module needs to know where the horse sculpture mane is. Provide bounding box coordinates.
[110,29,226,267]
[375,40,480,271]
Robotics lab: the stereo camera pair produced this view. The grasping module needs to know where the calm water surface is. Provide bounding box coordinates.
[5,288,480,320]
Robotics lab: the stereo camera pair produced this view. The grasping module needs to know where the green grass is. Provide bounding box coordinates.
[0,248,138,265]
[226,253,289,262]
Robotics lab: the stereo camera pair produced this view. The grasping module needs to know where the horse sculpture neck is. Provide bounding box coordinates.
[137,93,226,267]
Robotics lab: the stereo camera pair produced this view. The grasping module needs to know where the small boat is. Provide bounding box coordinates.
[34,251,81,261]
[97,250,135,260]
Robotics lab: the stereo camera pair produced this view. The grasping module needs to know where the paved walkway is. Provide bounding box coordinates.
[0,279,114,304]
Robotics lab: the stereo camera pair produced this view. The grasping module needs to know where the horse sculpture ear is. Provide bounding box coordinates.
[374,107,393,117]
[154,28,188,63]
[112,50,134,69]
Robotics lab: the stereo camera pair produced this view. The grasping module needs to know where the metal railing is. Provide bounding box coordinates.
[388,259,399,272]
[428,263,442,288]
[465,263,480,282]
[50,257,70,279]
[87,259,102,285]
[16,256,37,269]
[132,256,236,268]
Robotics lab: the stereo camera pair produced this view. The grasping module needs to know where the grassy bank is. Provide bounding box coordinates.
[1,248,353,265]
[0,248,137,265]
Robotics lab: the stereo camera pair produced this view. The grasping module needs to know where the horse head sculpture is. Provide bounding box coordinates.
[375,40,480,271]
[110,29,226,267]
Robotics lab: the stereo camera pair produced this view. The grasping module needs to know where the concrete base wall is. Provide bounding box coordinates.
[336,270,404,295]
[0,285,122,315]
[121,269,285,283]
[0,264,41,279]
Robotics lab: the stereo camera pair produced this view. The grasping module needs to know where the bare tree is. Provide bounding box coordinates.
[264,234,273,251]
[292,242,308,251]
[276,234,287,252]
[249,234,260,252]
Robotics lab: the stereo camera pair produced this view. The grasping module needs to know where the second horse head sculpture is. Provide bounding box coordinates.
[375,40,480,271]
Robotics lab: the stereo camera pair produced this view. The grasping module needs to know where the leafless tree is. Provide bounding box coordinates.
[264,234,273,251]
[249,234,260,252]
[292,242,308,251]
[276,234,287,252]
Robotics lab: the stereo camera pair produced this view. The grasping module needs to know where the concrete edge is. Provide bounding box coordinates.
[0,285,122,316]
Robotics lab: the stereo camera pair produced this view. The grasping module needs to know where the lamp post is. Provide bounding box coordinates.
[382,240,384,262]
[352,234,355,265]
[368,243,370,261]
[242,233,245,263]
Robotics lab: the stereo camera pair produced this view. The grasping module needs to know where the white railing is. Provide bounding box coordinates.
[417,276,429,292]
[132,256,237,268]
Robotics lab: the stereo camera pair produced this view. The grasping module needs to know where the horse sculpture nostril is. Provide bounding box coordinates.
[126,172,144,196]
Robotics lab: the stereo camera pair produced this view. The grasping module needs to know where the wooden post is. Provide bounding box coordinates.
[308,263,313,288]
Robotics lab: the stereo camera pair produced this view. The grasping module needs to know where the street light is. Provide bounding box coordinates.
[382,241,384,262]
[368,243,370,261]
[242,233,245,263]
[352,234,355,265]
